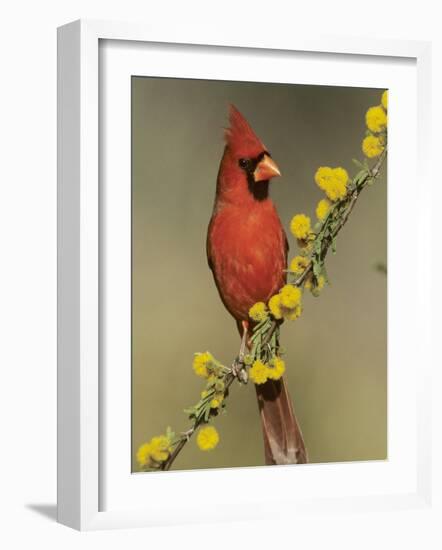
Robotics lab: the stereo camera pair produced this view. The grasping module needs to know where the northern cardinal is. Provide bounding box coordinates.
[207,105,307,465]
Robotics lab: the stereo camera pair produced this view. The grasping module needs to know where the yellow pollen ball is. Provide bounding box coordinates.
[280,284,302,309]
[305,274,326,294]
[268,294,283,320]
[316,198,332,221]
[290,255,309,274]
[267,357,286,380]
[136,443,152,467]
[248,302,268,322]
[362,135,384,158]
[314,167,349,202]
[196,426,219,451]
[366,105,387,133]
[192,351,213,378]
[249,359,269,385]
[283,303,302,321]
[149,435,172,462]
[290,214,311,240]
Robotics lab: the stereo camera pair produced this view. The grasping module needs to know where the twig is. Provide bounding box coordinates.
[161,372,236,471]
[152,146,388,472]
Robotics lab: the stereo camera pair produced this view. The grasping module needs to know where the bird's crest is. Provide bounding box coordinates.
[224,104,266,158]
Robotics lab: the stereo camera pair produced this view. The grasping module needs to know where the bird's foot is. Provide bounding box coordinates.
[232,356,248,384]
[231,320,250,383]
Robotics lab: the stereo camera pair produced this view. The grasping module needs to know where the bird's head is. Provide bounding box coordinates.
[224,104,281,192]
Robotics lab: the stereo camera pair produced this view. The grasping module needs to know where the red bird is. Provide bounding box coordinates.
[207,105,307,465]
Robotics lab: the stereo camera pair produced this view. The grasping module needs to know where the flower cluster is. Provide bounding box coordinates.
[192,352,228,412]
[136,432,173,469]
[249,356,286,385]
[267,284,303,321]
[201,376,225,410]
[362,91,388,158]
[192,351,215,378]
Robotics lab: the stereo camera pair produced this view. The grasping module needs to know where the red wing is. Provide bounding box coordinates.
[206,215,215,272]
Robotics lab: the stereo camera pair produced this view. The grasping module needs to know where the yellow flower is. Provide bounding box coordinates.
[315,166,333,188]
[193,351,213,378]
[290,214,311,240]
[280,284,302,309]
[249,359,268,385]
[282,304,302,321]
[290,255,309,274]
[196,426,219,451]
[316,198,331,221]
[268,294,283,320]
[305,274,326,294]
[136,434,172,467]
[314,167,349,202]
[210,394,224,408]
[267,356,286,380]
[136,443,152,467]
[248,302,268,322]
[362,135,384,158]
[381,90,388,110]
[366,105,387,133]
[244,354,253,365]
[149,435,172,462]
[333,167,349,187]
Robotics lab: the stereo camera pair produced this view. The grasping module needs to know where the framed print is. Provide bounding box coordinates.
[57,19,433,530]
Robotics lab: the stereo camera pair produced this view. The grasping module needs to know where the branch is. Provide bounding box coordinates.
[160,372,236,471]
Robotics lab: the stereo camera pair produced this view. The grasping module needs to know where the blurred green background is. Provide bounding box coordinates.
[131,78,387,472]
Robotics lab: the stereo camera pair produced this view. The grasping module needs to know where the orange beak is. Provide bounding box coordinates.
[253,154,281,182]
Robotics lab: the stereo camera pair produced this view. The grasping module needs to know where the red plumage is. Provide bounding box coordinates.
[207,105,307,465]
[207,105,287,323]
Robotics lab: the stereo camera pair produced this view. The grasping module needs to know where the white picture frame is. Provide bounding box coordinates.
[57,19,433,531]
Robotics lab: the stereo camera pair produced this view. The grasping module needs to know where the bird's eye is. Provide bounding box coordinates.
[239,158,250,169]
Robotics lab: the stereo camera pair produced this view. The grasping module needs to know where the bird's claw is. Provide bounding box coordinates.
[232,357,248,384]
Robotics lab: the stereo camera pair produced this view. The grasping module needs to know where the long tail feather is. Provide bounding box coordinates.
[255,377,308,465]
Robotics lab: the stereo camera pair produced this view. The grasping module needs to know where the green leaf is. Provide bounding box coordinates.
[313,260,322,278]
[352,169,369,188]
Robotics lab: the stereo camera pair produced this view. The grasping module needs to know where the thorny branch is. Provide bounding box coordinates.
[159,148,387,471]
